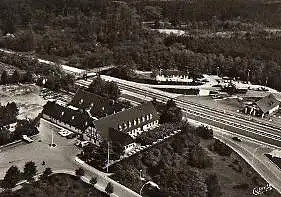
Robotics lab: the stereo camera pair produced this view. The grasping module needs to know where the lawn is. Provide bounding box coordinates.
[200,139,280,197]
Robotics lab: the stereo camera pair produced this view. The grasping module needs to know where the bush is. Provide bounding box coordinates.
[213,139,232,156]
[206,174,222,197]
[196,126,213,139]
[75,168,85,178]
[105,182,114,194]
[90,177,97,186]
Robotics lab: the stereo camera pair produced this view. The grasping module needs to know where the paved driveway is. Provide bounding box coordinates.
[0,119,80,179]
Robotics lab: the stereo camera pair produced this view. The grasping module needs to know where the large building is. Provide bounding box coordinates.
[42,89,159,149]
[83,102,159,149]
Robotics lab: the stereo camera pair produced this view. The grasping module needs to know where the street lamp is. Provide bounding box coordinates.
[140,181,160,196]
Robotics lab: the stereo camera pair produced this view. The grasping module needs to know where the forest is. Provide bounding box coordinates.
[0,0,281,90]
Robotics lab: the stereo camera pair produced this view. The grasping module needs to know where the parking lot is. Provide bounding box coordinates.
[0,119,81,180]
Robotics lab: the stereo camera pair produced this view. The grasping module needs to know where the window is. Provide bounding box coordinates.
[150,114,153,119]
[138,118,141,124]
[123,123,127,129]
[128,121,132,127]
[134,120,137,126]
[142,116,145,122]
[118,125,122,131]
[146,115,149,120]
[85,122,88,126]
[102,107,105,111]
[61,111,64,116]
[90,103,94,107]
[79,99,84,104]
[72,116,75,120]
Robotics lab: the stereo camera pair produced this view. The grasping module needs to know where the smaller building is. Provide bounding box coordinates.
[244,93,280,117]
[155,69,191,82]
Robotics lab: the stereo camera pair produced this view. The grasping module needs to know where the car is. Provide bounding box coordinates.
[75,140,90,148]
[22,135,33,143]
[232,136,242,142]
[59,130,73,137]
[66,133,77,139]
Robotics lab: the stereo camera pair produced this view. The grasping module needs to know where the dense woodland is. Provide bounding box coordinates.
[0,0,281,90]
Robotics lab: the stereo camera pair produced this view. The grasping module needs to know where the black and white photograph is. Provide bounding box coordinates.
[0,0,281,196]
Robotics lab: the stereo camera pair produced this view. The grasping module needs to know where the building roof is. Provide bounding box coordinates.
[255,94,280,114]
[108,128,134,145]
[245,90,281,102]
[245,90,271,98]
[42,101,92,131]
[70,88,106,110]
[157,69,188,77]
[70,88,124,118]
[93,102,159,140]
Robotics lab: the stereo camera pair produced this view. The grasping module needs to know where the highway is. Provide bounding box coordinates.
[76,76,281,148]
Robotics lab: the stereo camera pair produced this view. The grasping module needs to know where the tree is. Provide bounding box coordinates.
[75,168,85,179]
[105,182,114,194]
[90,177,97,186]
[206,174,222,197]
[196,126,213,139]
[2,165,21,189]
[11,70,20,84]
[39,167,52,181]
[23,161,37,182]
[1,71,9,85]
[22,71,33,83]
[87,76,120,100]
[160,99,182,124]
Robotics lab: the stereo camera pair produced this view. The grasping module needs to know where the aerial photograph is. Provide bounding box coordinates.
[0,0,281,197]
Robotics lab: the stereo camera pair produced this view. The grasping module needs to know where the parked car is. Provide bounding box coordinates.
[58,129,73,137]
[22,135,33,143]
[75,140,90,148]
[66,133,77,139]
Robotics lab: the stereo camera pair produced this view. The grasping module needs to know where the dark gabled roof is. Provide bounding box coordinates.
[69,88,124,118]
[93,102,159,140]
[42,101,92,131]
[108,128,134,145]
[70,88,107,110]
[255,94,280,113]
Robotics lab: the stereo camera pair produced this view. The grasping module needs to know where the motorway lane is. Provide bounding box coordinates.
[121,87,281,194]
[114,81,281,147]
